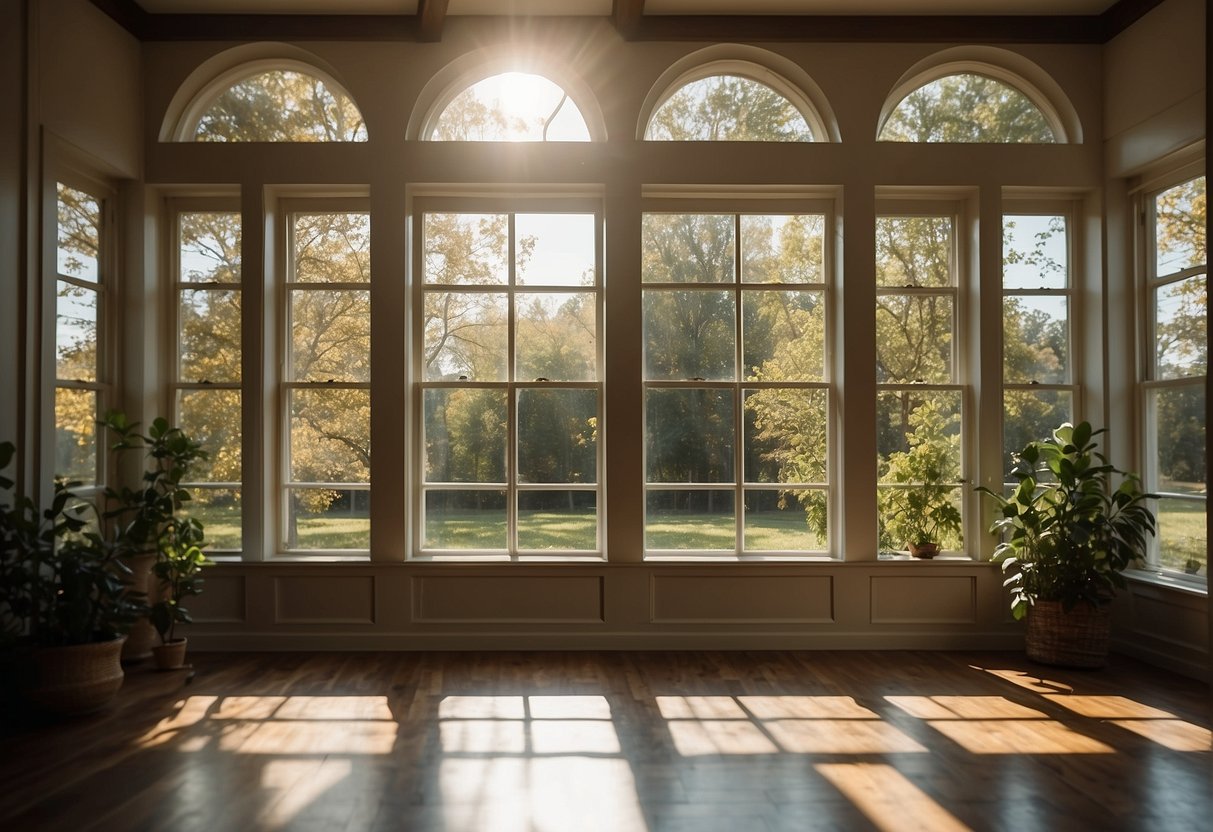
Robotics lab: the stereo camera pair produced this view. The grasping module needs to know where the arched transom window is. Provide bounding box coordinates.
[645,75,815,142]
[192,68,368,142]
[879,72,1057,143]
[430,72,591,142]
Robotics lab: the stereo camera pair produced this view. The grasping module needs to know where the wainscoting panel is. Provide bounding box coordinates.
[275,575,376,624]
[651,574,834,623]
[414,575,605,623]
[870,576,976,624]
[188,574,246,623]
[1127,583,1209,652]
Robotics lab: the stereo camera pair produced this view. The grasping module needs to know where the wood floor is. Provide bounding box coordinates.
[1,650,1210,832]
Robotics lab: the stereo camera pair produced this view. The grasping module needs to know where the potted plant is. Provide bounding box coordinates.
[0,441,144,714]
[149,516,210,670]
[101,411,208,661]
[879,399,963,558]
[978,421,1156,668]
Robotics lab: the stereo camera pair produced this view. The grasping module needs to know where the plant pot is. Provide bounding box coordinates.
[1025,600,1111,669]
[27,636,127,715]
[152,638,188,671]
[907,541,940,559]
[121,552,159,662]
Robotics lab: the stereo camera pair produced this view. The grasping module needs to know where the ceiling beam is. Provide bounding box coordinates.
[612,0,645,40]
[417,0,448,43]
[1099,0,1167,40]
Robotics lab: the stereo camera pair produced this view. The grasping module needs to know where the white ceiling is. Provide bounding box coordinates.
[134,0,1118,15]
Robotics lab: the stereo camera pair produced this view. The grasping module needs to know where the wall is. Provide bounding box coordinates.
[0,1,27,460]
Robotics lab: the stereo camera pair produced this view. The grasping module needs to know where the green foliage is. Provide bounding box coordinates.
[978,422,1157,620]
[150,517,211,645]
[879,73,1056,143]
[878,399,963,550]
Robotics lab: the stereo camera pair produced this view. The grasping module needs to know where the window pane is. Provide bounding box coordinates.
[180,212,241,283]
[55,387,96,485]
[56,281,97,382]
[645,490,735,550]
[642,214,735,283]
[879,73,1056,143]
[1154,176,1206,276]
[287,488,369,550]
[517,389,597,484]
[743,290,824,381]
[645,75,813,142]
[195,70,367,142]
[744,489,827,551]
[1003,295,1069,383]
[424,213,508,285]
[876,295,954,384]
[424,490,507,550]
[293,213,370,283]
[1002,389,1072,473]
[179,289,242,383]
[643,290,735,381]
[424,389,507,484]
[876,217,953,287]
[516,214,595,286]
[516,292,597,381]
[518,491,597,551]
[646,388,734,484]
[423,291,508,381]
[57,184,100,282]
[186,487,242,551]
[877,391,962,484]
[291,289,371,382]
[289,389,370,483]
[431,73,590,142]
[744,388,827,484]
[1155,274,1207,379]
[1003,215,1068,290]
[1155,497,1206,576]
[741,214,825,284]
[1150,385,1206,495]
[176,388,242,483]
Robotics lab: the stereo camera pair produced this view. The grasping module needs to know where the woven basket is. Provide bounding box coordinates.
[1025,600,1111,669]
[28,637,127,715]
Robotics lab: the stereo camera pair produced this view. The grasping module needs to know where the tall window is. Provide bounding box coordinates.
[642,209,830,555]
[875,212,965,555]
[174,207,243,551]
[1143,175,1206,579]
[1001,210,1075,471]
[284,207,371,552]
[418,205,602,556]
[54,183,107,488]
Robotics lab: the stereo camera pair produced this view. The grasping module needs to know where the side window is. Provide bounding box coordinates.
[1143,175,1206,579]
[642,209,830,555]
[173,207,244,552]
[418,206,603,555]
[54,183,106,488]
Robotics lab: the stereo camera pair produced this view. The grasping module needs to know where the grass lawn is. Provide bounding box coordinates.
[1156,500,1207,576]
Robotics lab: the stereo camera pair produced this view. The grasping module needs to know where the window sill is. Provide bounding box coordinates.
[1124,568,1208,597]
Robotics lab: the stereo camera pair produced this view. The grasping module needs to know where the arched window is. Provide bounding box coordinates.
[645,74,815,142]
[191,68,367,142]
[429,72,591,142]
[879,72,1058,143]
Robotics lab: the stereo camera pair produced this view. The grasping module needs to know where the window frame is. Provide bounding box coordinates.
[640,195,837,560]
[411,195,606,561]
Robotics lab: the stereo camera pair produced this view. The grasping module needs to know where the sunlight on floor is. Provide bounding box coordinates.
[815,763,973,832]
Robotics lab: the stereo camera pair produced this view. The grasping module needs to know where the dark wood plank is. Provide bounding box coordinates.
[1,650,1209,831]
[417,0,449,43]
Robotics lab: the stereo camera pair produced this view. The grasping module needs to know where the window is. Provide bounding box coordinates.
[1001,209,1075,471]
[173,205,243,552]
[417,204,602,555]
[645,75,814,142]
[430,73,591,141]
[283,207,371,552]
[192,69,367,142]
[879,73,1056,143]
[1142,175,1206,579]
[875,212,965,555]
[642,208,830,555]
[54,183,107,487]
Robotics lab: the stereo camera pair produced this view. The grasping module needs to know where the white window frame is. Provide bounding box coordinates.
[412,195,606,561]
[640,194,836,560]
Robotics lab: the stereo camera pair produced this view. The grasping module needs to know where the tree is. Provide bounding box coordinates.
[195,70,366,142]
[879,73,1056,143]
[646,75,813,141]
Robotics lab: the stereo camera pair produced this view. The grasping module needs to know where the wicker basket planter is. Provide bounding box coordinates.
[1025,600,1111,669]
[28,636,127,715]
